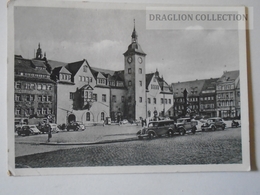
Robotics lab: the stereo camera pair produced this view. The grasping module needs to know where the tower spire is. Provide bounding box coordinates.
[131,19,138,43]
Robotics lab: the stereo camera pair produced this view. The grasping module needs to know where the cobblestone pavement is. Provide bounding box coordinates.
[15,127,242,168]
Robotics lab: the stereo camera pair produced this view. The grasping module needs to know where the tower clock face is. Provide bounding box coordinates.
[127,56,132,63]
[138,57,143,64]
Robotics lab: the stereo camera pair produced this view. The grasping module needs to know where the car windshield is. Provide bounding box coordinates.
[177,119,184,123]
[76,121,83,125]
[29,125,36,128]
[148,122,158,127]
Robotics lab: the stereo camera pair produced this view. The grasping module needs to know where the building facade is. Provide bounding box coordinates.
[199,78,218,117]
[14,55,56,124]
[216,70,240,118]
[172,79,205,118]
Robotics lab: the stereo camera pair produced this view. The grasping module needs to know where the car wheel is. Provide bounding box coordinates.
[211,126,216,131]
[168,130,174,137]
[148,132,155,139]
[222,126,225,130]
[179,128,186,136]
[202,128,205,132]
[138,136,143,140]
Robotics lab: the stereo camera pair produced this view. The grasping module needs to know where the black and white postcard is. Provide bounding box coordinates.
[7,1,250,176]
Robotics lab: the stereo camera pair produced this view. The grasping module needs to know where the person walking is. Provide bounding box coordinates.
[47,123,52,142]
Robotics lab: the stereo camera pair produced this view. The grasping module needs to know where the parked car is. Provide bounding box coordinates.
[28,125,41,134]
[136,120,175,140]
[120,119,129,125]
[76,121,85,131]
[66,122,81,131]
[49,123,61,133]
[38,123,51,134]
[175,118,197,135]
[201,117,226,131]
[231,120,240,128]
[17,125,40,136]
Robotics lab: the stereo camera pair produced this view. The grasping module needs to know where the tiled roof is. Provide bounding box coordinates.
[66,59,85,77]
[172,79,206,98]
[47,60,67,69]
[15,58,49,75]
[31,60,46,68]
[217,70,239,83]
[15,75,55,84]
[124,42,146,56]
[145,73,154,89]
[200,78,219,95]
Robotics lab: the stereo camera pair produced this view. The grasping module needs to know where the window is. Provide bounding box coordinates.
[101,112,105,120]
[69,92,74,100]
[128,68,131,74]
[15,82,21,89]
[25,83,30,89]
[83,65,88,72]
[37,108,42,115]
[165,99,167,104]
[128,81,132,86]
[30,95,35,101]
[38,95,42,102]
[15,108,21,115]
[102,94,106,102]
[93,94,97,101]
[37,84,42,90]
[89,77,92,82]
[42,108,47,115]
[153,98,156,104]
[112,95,116,103]
[79,76,82,81]
[148,98,151,104]
[139,81,142,86]
[47,96,52,102]
[47,109,52,114]
[15,94,21,101]
[139,97,142,103]
[30,83,35,89]
[169,99,171,104]
[128,96,132,102]
[121,96,125,102]
[42,85,47,90]
[139,68,142,74]
[161,98,164,104]
[42,96,46,102]
[86,112,90,121]
[237,91,240,97]
[148,111,151,117]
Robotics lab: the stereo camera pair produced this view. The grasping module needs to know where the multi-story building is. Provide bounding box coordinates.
[14,55,56,124]
[199,78,218,117]
[172,79,205,117]
[44,24,173,125]
[146,70,173,119]
[216,70,240,118]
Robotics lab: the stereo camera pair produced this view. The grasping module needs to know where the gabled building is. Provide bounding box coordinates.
[14,55,56,123]
[216,70,240,118]
[172,79,205,117]
[199,78,219,117]
[146,70,173,119]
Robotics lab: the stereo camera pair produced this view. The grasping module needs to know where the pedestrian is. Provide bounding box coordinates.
[47,124,52,142]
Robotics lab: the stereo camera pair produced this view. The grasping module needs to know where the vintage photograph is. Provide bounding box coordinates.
[8,2,250,175]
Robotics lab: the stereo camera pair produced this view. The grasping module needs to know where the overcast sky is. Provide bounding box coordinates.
[14,6,240,83]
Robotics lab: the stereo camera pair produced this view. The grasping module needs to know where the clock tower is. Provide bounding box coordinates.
[123,21,146,120]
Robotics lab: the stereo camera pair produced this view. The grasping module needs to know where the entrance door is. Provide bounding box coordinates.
[68,114,76,123]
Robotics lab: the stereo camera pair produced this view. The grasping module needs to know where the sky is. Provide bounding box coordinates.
[14,5,240,83]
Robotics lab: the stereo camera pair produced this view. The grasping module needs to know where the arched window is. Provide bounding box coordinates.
[86,112,90,121]
[101,112,105,121]
[148,111,151,117]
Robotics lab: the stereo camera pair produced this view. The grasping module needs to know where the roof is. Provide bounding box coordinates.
[66,59,85,77]
[31,60,46,68]
[15,58,50,75]
[172,79,206,98]
[123,42,146,56]
[47,60,67,69]
[217,70,239,83]
[15,75,55,84]
[60,66,71,74]
[200,78,219,95]
[146,73,154,89]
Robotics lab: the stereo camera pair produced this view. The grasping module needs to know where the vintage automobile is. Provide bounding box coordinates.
[175,118,197,135]
[136,120,175,140]
[38,123,51,134]
[17,125,41,136]
[76,121,85,131]
[49,123,61,133]
[66,122,81,131]
[201,117,226,131]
